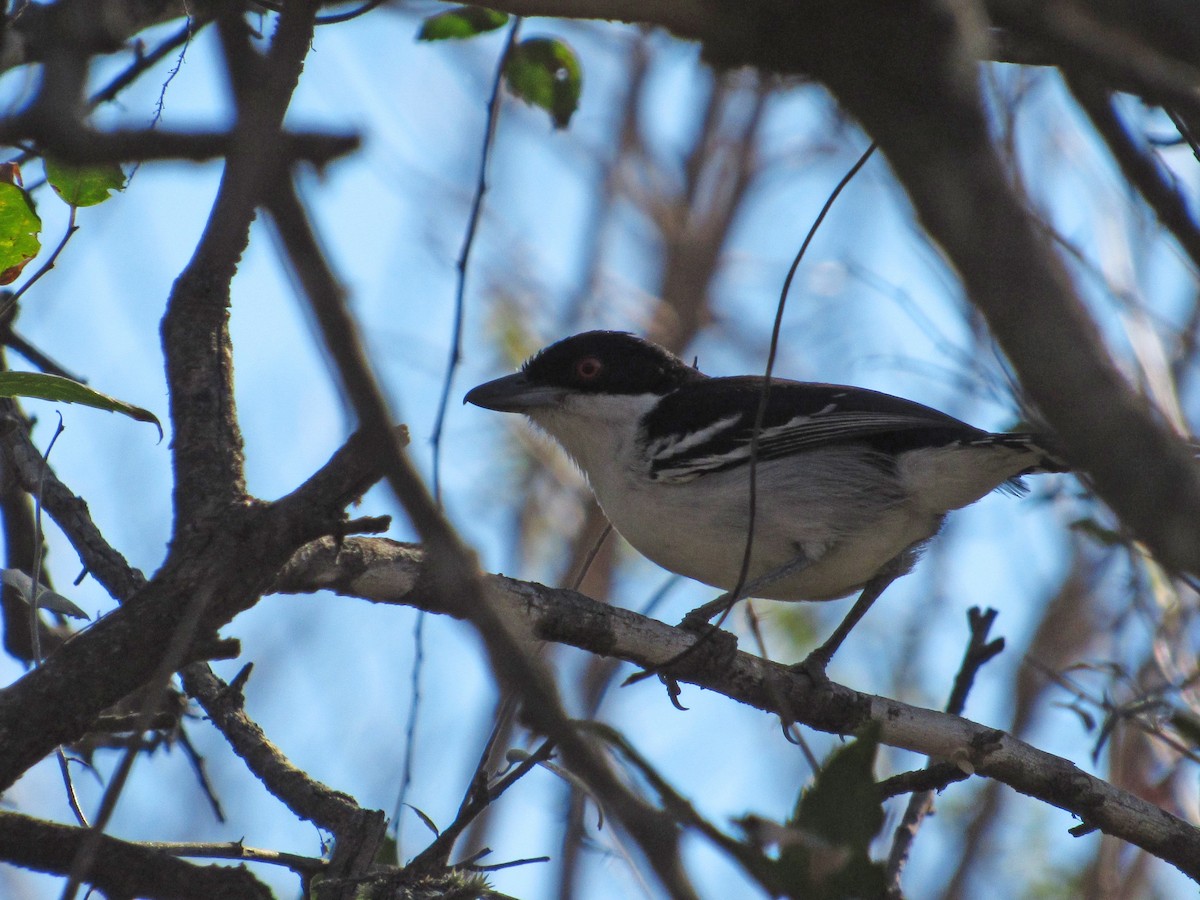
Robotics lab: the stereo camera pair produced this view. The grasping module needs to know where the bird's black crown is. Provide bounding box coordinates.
[522,331,704,396]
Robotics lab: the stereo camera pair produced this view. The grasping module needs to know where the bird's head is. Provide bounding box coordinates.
[464,331,702,414]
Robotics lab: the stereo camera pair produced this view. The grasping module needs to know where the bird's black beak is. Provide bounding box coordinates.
[464,372,561,412]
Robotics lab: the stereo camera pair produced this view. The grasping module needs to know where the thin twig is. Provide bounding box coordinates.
[409,739,556,872]
[570,523,613,591]
[149,839,326,873]
[430,18,521,504]
[742,602,820,774]
[8,204,77,311]
[731,142,878,617]
[27,413,63,666]
[876,762,968,800]
[316,0,388,25]
[884,607,1005,897]
[177,725,225,823]
[55,749,88,828]
[393,608,425,847]
[88,19,202,109]
[625,142,877,686]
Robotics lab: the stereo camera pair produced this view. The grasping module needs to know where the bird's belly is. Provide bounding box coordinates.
[593,470,936,602]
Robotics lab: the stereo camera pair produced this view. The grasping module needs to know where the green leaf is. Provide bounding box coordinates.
[0,372,162,439]
[770,723,887,899]
[44,159,126,208]
[792,724,885,847]
[503,37,582,129]
[417,5,508,41]
[0,569,88,619]
[0,182,41,284]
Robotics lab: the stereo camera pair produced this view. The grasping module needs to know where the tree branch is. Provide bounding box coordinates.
[0,411,146,601]
[160,3,323,526]
[181,664,387,881]
[0,809,272,900]
[1064,71,1200,274]
[274,537,1200,884]
[885,608,1006,896]
[263,176,700,900]
[0,426,389,791]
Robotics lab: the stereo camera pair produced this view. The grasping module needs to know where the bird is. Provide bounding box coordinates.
[464,330,1065,675]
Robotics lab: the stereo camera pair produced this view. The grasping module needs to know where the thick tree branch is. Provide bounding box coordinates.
[160,3,321,526]
[0,426,389,791]
[0,121,360,167]
[274,537,1200,883]
[0,809,272,900]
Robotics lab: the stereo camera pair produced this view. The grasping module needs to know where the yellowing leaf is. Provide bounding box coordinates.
[0,183,41,285]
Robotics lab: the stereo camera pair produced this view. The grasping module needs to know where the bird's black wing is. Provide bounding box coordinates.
[641,376,990,482]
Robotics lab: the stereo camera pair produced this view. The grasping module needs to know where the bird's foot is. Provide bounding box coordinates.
[789,648,833,687]
[679,606,717,633]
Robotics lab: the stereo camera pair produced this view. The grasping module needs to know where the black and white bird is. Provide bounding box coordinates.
[465,331,1065,672]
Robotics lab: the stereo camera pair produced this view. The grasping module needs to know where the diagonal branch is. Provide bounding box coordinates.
[160,3,324,527]
[181,664,386,880]
[0,809,272,900]
[0,427,390,792]
[0,410,146,601]
[273,536,1200,884]
[262,176,700,900]
[1065,72,1200,273]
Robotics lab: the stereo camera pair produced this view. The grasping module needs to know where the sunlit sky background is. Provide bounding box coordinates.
[1,5,1197,898]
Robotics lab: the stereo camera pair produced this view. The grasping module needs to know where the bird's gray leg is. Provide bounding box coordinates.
[791,569,898,682]
[679,551,812,629]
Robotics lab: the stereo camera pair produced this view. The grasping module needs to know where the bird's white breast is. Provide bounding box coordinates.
[526,396,941,601]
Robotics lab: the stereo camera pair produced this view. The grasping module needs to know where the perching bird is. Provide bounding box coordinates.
[465,331,1065,673]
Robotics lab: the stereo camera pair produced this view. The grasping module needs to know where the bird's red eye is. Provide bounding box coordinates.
[575,357,603,380]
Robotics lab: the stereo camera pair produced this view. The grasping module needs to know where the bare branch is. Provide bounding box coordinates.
[0,809,272,900]
[181,664,387,880]
[161,2,328,526]
[886,608,1006,896]
[275,537,1200,883]
[263,177,700,899]
[1065,72,1200,273]
[0,411,146,601]
[0,423,389,791]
